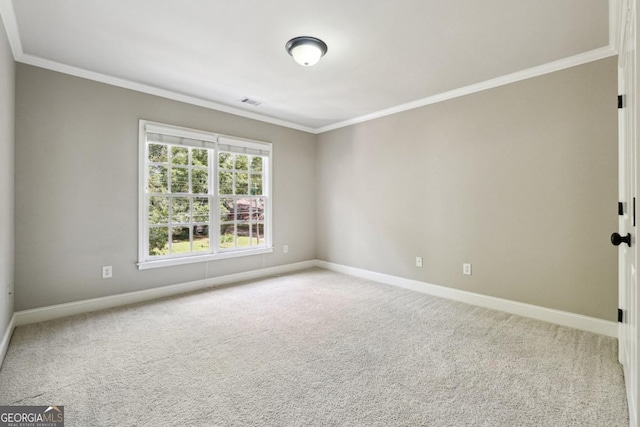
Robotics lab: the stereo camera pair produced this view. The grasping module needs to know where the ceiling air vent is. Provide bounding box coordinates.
[240,97,264,107]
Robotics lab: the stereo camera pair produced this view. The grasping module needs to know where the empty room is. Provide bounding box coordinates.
[0,1,637,426]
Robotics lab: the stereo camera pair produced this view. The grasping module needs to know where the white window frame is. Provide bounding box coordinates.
[138,120,273,270]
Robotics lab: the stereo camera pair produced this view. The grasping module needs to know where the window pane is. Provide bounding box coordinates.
[192,169,208,194]
[172,197,190,223]
[171,146,188,165]
[250,174,263,195]
[237,223,250,248]
[250,156,262,172]
[251,223,265,246]
[220,198,234,222]
[149,196,169,224]
[251,198,265,220]
[220,224,235,249]
[148,144,168,163]
[193,225,209,237]
[149,227,169,256]
[171,226,190,254]
[171,167,189,193]
[193,225,209,252]
[192,148,208,167]
[236,198,250,221]
[193,197,210,223]
[148,165,168,193]
[235,155,249,171]
[219,171,233,195]
[235,173,249,195]
[219,152,233,170]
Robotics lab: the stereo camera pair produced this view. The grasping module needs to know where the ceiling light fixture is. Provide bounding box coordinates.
[285,36,328,67]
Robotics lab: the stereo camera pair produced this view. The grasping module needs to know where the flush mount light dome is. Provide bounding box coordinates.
[285,36,328,66]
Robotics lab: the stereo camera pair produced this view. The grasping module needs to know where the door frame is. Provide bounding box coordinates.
[618,1,639,426]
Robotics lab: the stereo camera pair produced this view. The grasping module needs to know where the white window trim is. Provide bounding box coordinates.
[137,120,273,270]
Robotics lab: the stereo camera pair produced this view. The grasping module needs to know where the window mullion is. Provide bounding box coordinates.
[187,148,193,254]
[249,197,254,246]
[143,142,150,259]
[167,145,173,255]
[188,148,193,195]
[167,145,173,193]
[232,155,238,249]
[189,195,194,253]
[167,195,173,255]
[211,146,219,255]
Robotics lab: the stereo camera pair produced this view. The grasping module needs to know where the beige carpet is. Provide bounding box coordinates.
[0,268,629,426]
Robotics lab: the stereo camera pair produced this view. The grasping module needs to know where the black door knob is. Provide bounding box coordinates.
[611,232,632,247]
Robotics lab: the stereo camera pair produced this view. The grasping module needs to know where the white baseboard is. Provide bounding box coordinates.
[0,314,16,368]
[10,258,617,339]
[315,260,618,338]
[14,260,316,327]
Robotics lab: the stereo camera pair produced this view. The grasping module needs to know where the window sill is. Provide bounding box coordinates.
[137,247,274,270]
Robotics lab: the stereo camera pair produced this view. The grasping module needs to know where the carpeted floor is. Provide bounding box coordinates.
[0,268,629,426]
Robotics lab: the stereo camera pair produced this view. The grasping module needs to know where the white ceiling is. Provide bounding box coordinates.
[0,0,614,133]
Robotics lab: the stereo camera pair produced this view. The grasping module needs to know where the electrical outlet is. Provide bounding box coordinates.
[463,263,472,276]
[102,266,113,279]
[283,245,289,254]
[416,256,423,268]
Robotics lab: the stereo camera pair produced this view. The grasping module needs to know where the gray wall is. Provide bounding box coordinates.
[317,57,618,321]
[14,57,618,321]
[15,64,316,311]
[0,18,15,333]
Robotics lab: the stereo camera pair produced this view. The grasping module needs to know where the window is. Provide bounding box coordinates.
[138,120,272,269]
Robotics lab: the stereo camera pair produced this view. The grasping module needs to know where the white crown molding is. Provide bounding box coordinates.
[316,260,618,338]
[315,45,618,134]
[16,53,317,134]
[0,0,620,135]
[0,0,22,57]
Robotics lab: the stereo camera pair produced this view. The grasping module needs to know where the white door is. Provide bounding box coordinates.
[618,1,638,425]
